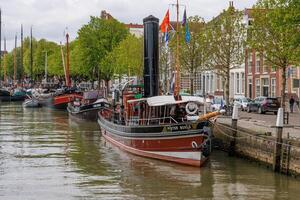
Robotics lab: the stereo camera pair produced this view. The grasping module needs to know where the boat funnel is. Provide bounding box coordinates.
[143,15,159,98]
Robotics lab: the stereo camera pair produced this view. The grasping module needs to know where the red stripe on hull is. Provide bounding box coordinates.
[53,94,82,109]
[101,129,207,167]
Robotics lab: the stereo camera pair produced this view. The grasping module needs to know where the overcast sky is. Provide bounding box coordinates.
[0,0,257,51]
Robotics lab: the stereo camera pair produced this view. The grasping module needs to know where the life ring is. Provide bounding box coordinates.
[186,102,198,115]
[191,141,198,148]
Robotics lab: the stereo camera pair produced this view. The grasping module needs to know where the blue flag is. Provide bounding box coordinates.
[165,27,169,47]
[182,9,191,43]
[185,22,191,43]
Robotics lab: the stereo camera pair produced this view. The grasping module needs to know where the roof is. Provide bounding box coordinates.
[126,23,144,29]
[147,96,177,106]
[126,95,212,106]
[147,95,211,106]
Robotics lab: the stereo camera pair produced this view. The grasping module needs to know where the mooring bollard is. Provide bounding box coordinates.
[273,107,283,172]
[229,104,238,156]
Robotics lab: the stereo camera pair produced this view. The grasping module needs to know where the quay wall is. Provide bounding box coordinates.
[212,122,300,176]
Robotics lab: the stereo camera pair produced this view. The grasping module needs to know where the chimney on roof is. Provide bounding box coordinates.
[229,1,234,8]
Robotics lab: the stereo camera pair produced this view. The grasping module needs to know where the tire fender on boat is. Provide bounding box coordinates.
[186,102,198,115]
[191,141,198,148]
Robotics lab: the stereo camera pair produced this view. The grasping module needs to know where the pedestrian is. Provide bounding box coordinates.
[289,96,295,113]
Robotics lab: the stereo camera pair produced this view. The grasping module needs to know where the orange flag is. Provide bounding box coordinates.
[160,10,170,33]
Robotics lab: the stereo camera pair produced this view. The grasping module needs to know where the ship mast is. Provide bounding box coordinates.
[65,33,70,87]
[0,8,2,85]
[174,0,180,98]
[14,34,17,85]
[3,36,6,84]
[21,24,23,83]
[30,26,33,81]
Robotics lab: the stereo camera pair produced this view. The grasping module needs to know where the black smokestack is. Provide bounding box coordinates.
[143,15,159,98]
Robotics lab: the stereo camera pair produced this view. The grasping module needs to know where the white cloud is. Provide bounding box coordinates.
[0,0,257,51]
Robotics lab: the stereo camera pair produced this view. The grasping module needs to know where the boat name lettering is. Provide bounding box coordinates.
[166,124,191,132]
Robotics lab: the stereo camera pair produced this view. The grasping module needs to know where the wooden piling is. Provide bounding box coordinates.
[229,105,238,156]
[273,108,283,172]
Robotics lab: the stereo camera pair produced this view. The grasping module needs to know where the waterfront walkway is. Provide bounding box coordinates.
[216,108,300,139]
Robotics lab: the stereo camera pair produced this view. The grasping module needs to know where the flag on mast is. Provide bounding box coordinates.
[182,9,191,43]
[160,10,170,33]
[165,27,169,47]
[182,8,187,26]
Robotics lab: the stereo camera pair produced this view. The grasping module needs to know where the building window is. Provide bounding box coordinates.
[256,79,260,97]
[210,74,213,93]
[248,78,253,98]
[241,72,245,94]
[262,65,268,73]
[271,78,276,97]
[262,78,269,97]
[216,75,220,91]
[236,73,240,94]
[230,72,234,93]
[206,75,209,93]
[256,60,260,73]
[248,51,253,74]
[262,78,269,86]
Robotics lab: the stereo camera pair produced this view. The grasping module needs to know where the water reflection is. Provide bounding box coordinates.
[0,102,299,200]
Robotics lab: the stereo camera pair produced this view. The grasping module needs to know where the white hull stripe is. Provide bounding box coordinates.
[147,151,202,160]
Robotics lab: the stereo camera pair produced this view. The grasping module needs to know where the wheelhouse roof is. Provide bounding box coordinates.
[127,95,211,107]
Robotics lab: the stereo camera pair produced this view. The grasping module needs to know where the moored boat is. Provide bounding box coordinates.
[97,14,222,167]
[67,90,108,120]
[98,95,221,167]
[0,88,28,102]
[23,98,41,108]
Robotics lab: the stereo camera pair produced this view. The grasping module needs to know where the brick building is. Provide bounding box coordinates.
[244,8,300,99]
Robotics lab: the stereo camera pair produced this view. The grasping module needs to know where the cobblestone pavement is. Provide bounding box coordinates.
[216,107,300,139]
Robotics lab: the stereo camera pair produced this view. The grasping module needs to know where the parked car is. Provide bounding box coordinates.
[211,97,226,111]
[247,96,280,114]
[234,97,251,111]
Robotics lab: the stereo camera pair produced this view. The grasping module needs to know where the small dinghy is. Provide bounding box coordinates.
[22,95,41,108]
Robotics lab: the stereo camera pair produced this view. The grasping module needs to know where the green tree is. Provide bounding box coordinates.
[248,0,300,108]
[70,40,87,77]
[99,34,143,94]
[206,5,246,105]
[115,34,143,77]
[77,16,129,84]
[179,16,210,95]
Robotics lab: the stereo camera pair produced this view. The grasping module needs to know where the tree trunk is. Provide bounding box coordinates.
[225,69,230,107]
[190,75,194,95]
[105,79,109,98]
[281,65,287,109]
[97,70,101,90]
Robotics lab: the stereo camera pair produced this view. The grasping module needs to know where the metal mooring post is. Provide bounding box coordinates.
[229,105,238,156]
[273,108,283,172]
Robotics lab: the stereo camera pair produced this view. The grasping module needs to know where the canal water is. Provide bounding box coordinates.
[0,102,299,200]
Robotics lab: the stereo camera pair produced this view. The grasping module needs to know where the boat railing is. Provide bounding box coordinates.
[126,116,178,126]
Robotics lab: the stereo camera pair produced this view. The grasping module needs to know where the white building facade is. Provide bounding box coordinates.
[195,65,245,99]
